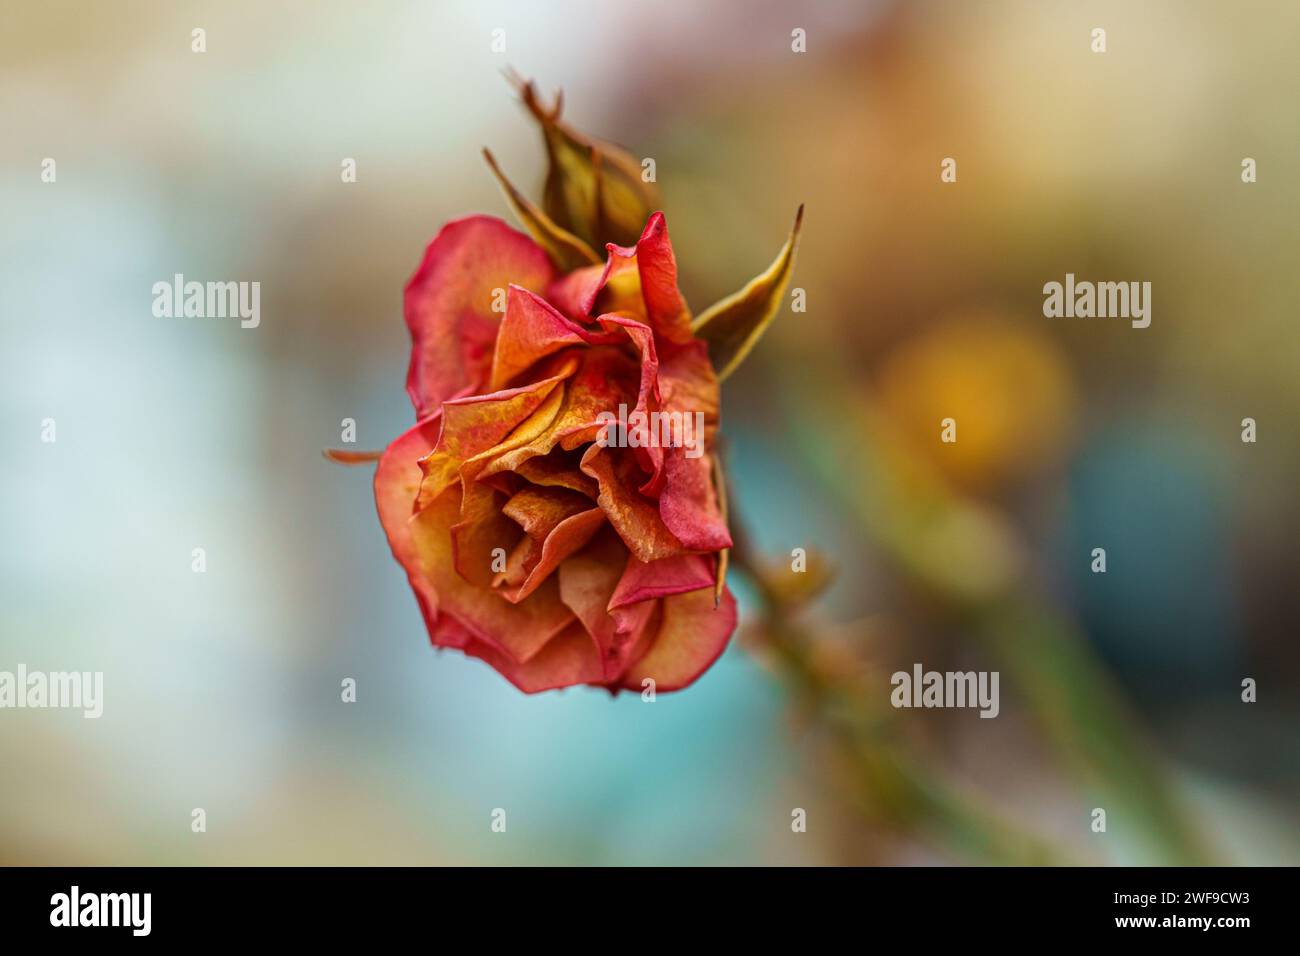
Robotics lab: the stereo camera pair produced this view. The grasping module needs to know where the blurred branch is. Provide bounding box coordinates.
[772,365,1215,865]
[727,476,1073,865]
[975,595,1215,864]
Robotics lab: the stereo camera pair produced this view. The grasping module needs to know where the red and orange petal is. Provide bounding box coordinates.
[610,552,717,609]
[411,483,576,665]
[464,619,607,694]
[659,450,732,552]
[416,366,573,508]
[556,528,661,682]
[616,586,738,692]
[489,285,622,391]
[404,216,554,417]
[496,507,605,603]
[580,444,688,563]
[544,213,693,346]
[374,414,444,632]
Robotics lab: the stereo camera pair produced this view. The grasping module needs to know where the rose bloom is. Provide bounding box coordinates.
[375,212,736,693]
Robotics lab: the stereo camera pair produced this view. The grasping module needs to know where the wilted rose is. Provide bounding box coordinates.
[375,212,740,692]
[349,80,801,694]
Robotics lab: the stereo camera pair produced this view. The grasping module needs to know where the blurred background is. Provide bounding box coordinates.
[1,0,1296,865]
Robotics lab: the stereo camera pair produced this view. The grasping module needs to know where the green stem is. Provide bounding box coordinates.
[771,368,1214,864]
[740,542,1074,865]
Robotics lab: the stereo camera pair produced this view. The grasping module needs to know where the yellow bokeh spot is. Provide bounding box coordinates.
[876,313,1077,492]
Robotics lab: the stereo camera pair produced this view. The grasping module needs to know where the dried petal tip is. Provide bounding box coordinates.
[711,453,731,607]
[692,204,804,381]
[323,448,384,465]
